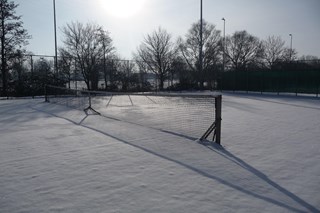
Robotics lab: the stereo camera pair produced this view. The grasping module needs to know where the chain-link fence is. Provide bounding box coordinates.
[217,60,320,97]
[3,55,320,97]
[6,54,58,97]
[5,54,158,97]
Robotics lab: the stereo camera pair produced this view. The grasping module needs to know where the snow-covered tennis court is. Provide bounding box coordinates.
[1,93,319,212]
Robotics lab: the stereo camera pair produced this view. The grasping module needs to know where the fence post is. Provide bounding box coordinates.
[45,85,48,102]
[317,60,320,98]
[260,69,263,94]
[233,71,236,93]
[215,95,222,145]
[88,91,92,108]
[295,69,298,96]
[277,69,280,95]
[30,55,34,99]
[247,70,250,94]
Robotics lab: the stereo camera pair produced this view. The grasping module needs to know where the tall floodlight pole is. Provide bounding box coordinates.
[222,18,226,72]
[53,0,58,79]
[289,34,293,61]
[199,0,203,88]
[102,33,107,90]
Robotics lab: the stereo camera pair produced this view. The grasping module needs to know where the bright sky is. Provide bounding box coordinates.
[14,0,320,59]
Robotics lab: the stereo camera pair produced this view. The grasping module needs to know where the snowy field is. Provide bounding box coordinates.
[0,93,319,212]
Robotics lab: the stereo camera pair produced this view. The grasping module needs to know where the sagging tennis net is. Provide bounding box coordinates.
[45,85,222,144]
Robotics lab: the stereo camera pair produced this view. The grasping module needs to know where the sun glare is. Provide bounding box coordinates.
[99,0,146,18]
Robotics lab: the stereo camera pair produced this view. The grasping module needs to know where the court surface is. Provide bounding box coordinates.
[1,93,319,212]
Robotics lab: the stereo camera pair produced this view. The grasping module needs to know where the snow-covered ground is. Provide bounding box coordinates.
[0,93,319,212]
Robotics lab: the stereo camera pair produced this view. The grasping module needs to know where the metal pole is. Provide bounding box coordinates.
[45,85,48,102]
[199,0,203,88]
[222,18,225,72]
[215,95,222,145]
[103,36,107,90]
[30,55,34,98]
[221,18,225,92]
[53,0,58,79]
[74,58,78,90]
[289,34,293,61]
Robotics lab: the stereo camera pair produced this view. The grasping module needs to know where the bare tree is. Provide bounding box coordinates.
[134,27,176,90]
[299,55,318,61]
[262,35,286,68]
[225,31,263,71]
[282,47,298,62]
[58,48,73,88]
[61,22,114,90]
[96,28,114,90]
[114,59,137,91]
[11,49,27,82]
[171,56,191,88]
[179,20,221,87]
[134,57,148,86]
[0,0,30,96]
[262,35,299,67]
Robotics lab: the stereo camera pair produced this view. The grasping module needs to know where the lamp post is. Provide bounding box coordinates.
[289,33,293,61]
[100,30,107,90]
[53,0,58,79]
[222,18,226,72]
[199,0,203,88]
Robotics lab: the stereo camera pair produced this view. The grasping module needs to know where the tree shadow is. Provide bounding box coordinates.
[202,141,319,213]
[0,101,47,130]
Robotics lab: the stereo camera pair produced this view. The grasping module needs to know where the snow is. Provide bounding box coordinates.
[0,94,319,212]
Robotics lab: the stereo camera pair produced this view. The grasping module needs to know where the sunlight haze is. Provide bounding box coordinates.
[99,0,146,18]
[14,0,320,59]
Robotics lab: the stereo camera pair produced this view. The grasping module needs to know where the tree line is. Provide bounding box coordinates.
[1,0,319,96]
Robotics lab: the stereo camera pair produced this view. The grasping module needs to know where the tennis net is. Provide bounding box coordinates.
[45,85,222,144]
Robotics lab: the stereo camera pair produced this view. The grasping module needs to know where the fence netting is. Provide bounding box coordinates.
[218,60,320,95]
[6,54,320,98]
